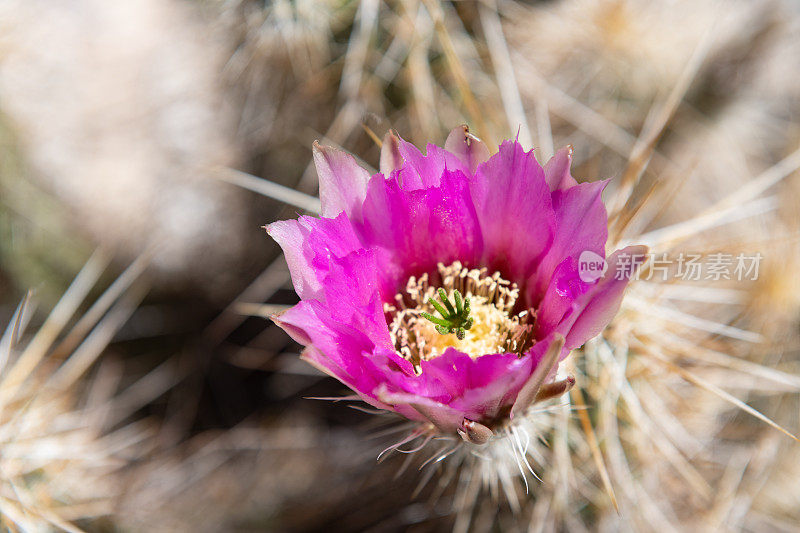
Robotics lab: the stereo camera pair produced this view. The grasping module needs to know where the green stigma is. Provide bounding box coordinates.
[420,288,474,340]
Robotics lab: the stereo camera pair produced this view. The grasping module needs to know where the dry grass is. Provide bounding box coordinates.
[0,251,174,531]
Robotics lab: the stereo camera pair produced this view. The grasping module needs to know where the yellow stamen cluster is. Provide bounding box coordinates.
[385,262,534,374]
[416,294,518,358]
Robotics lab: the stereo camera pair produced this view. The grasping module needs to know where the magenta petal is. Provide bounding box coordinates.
[444,125,490,175]
[544,146,578,191]
[535,257,592,338]
[357,169,483,296]
[373,346,418,379]
[275,301,394,403]
[275,302,372,373]
[471,140,555,282]
[379,130,403,176]
[378,347,545,425]
[524,331,569,369]
[302,346,398,413]
[313,142,372,220]
[560,245,648,350]
[265,219,313,297]
[415,349,502,400]
[375,385,467,433]
[530,179,609,303]
[423,350,523,391]
[408,349,538,423]
[321,249,393,350]
[396,138,447,190]
[446,355,536,421]
[266,213,363,300]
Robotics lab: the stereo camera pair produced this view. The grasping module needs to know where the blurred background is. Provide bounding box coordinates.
[0,0,799,531]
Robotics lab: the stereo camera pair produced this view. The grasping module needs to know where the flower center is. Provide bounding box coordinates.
[385,261,535,374]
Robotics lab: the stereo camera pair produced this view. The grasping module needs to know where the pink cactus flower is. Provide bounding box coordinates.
[267,126,645,444]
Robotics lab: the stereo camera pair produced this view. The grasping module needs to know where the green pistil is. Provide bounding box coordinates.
[420,288,474,340]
